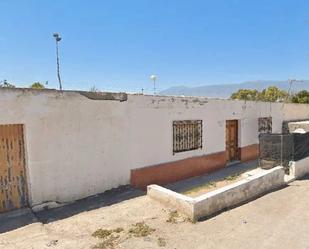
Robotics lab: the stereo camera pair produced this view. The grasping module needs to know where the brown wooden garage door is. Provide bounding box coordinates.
[0,124,28,213]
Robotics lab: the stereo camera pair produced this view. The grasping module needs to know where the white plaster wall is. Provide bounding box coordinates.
[127,96,309,168]
[282,103,309,121]
[0,89,309,206]
[0,89,130,205]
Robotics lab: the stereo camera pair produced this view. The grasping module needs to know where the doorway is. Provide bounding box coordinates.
[0,124,28,213]
[226,120,239,162]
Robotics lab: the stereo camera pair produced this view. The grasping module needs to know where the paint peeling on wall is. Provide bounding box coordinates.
[78,91,127,101]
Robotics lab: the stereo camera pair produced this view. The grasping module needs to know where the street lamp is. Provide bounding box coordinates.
[53,33,63,90]
[150,74,157,95]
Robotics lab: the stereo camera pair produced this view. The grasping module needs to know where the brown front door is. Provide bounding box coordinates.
[0,124,28,213]
[226,120,239,162]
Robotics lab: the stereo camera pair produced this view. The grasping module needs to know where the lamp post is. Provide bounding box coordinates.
[150,74,157,95]
[53,33,62,90]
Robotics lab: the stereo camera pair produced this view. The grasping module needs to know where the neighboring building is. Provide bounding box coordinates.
[0,88,308,213]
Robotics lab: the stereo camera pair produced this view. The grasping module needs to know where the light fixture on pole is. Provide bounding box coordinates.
[150,74,157,95]
[53,33,63,90]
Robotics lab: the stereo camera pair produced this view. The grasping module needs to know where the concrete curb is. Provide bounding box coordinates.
[148,166,286,221]
[289,157,309,179]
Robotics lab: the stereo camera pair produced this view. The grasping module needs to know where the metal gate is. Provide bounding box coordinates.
[0,124,28,213]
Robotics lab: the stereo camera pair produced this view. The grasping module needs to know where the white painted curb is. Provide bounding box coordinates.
[147,166,286,221]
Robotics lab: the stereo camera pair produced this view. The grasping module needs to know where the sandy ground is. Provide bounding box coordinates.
[183,168,262,197]
[1,176,309,249]
[183,175,243,197]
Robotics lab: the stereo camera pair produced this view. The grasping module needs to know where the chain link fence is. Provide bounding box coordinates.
[259,132,309,172]
[259,133,294,171]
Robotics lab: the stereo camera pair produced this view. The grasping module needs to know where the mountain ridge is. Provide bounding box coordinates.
[159,80,309,98]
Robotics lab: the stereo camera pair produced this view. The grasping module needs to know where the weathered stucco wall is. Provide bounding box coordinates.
[0,89,130,206]
[0,88,308,206]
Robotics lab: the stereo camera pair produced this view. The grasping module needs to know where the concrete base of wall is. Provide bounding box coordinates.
[131,144,260,189]
[240,144,259,162]
[147,166,285,221]
[289,157,309,179]
[131,152,227,189]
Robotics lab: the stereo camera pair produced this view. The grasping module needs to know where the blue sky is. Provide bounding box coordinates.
[0,0,309,93]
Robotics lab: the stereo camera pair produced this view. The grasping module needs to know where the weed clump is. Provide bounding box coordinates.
[183,181,217,195]
[225,173,241,181]
[157,237,167,247]
[113,227,124,233]
[92,235,119,249]
[92,229,112,239]
[92,227,124,239]
[128,222,155,237]
[166,210,179,223]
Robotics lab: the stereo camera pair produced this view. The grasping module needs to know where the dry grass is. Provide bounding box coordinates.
[183,170,249,197]
[92,227,124,239]
[157,237,167,247]
[92,223,156,248]
[166,210,180,223]
[92,229,113,239]
[224,172,241,181]
[166,210,194,224]
[113,227,124,233]
[92,227,124,249]
[128,222,156,237]
[183,181,217,195]
[92,235,119,249]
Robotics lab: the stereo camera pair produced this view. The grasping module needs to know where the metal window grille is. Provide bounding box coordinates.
[173,120,202,154]
[258,117,272,133]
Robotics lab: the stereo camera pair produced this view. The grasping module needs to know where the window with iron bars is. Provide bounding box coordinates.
[258,117,272,133]
[173,120,202,154]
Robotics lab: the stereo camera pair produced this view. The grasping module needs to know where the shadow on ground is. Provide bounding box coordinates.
[197,172,309,222]
[0,185,144,234]
[2,166,309,234]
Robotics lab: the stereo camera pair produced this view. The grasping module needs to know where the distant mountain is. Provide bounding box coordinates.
[159,80,309,98]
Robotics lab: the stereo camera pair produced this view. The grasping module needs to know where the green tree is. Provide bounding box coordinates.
[0,79,15,88]
[30,82,45,89]
[259,86,288,102]
[230,86,288,102]
[230,89,260,101]
[291,90,309,104]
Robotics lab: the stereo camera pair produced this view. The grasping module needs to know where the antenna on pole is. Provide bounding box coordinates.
[286,78,303,102]
[150,74,157,95]
[53,33,63,90]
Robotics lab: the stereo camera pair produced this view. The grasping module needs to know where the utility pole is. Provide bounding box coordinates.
[53,33,62,90]
[150,74,157,95]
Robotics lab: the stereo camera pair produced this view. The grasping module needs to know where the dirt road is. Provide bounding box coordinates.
[1,177,309,249]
